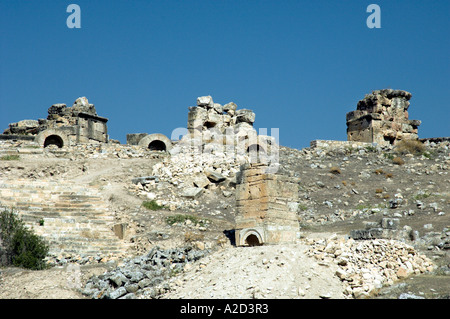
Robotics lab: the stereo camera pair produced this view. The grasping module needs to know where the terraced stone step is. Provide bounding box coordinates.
[0,179,127,257]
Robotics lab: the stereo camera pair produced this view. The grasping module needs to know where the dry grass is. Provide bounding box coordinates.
[395,139,426,155]
[392,157,405,165]
[184,231,204,243]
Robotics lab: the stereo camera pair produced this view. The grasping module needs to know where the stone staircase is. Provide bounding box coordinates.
[0,179,127,256]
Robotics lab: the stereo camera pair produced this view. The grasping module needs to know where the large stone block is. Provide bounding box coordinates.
[236,109,256,124]
[197,95,214,108]
[235,163,300,246]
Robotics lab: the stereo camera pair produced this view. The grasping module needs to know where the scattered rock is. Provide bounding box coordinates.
[181,187,203,199]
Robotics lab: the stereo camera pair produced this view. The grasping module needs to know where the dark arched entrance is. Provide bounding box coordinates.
[44,135,64,148]
[148,140,167,151]
[246,144,265,154]
[245,234,262,246]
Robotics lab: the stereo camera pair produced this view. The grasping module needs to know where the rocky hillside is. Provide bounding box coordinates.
[0,138,449,299]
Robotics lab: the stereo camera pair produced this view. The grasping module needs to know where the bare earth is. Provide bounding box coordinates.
[0,143,449,299]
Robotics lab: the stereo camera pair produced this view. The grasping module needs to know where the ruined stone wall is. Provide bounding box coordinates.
[346,89,421,146]
[187,95,255,134]
[235,163,300,246]
[3,97,109,147]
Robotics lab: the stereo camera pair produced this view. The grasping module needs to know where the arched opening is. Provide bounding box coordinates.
[44,135,64,148]
[246,144,265,154]
[245,234,262,246]
[204,121,216,129]
[148,140,167,151]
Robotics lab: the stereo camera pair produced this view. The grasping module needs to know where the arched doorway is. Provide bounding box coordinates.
[35,129,70,148]
[138,133,173,152]
[148,140,167,151]
[246,144,265,154]
[44,135,64,148]
[245,234,262,246]
[239,229,264,247]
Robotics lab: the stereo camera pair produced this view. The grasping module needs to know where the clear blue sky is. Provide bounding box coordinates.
[1,0,449,148]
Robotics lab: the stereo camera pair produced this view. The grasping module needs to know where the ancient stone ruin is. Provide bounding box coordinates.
[127,95,276,163]
[127,95,257,152]
[188,95,255,134]
[127,133,173,152]
[2,97,109,148]
[346,89,421,146]
[182,95,277,162]
[234,163,300,246]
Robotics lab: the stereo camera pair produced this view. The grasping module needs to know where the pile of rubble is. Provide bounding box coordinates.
[305,235,435,298]
[128,141,245,210]
[81,246,209,299]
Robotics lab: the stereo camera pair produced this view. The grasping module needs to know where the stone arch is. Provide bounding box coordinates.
[35,129,69,148]
[138,133,172,152]
[239,228,264,246]
[246,143,266,154]
[44,135,64,148]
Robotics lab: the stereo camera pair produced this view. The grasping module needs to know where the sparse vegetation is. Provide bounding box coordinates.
[413,191,432,201]
[392,157,405,165]
[0,155,20,161]
[298,204,308,211]
[0,208,49,270]
[365,145,377,153]
[166,214,209,227]
[395,139,426,155]
[142,200,165,211]
[355,203,384,210]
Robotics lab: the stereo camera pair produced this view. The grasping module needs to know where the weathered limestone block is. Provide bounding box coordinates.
[187,106,208,131]
[223,102,237,116]
[206,110,222,126]
[126,133,149,145]
[235,163,300,246]
[5,120,40,135]
[197,95,214,108]
[236,109,256,124]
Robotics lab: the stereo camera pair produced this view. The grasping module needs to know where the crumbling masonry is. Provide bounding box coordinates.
[3,97,108,147]
[235,163,300,246]
[346,89,421,146]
